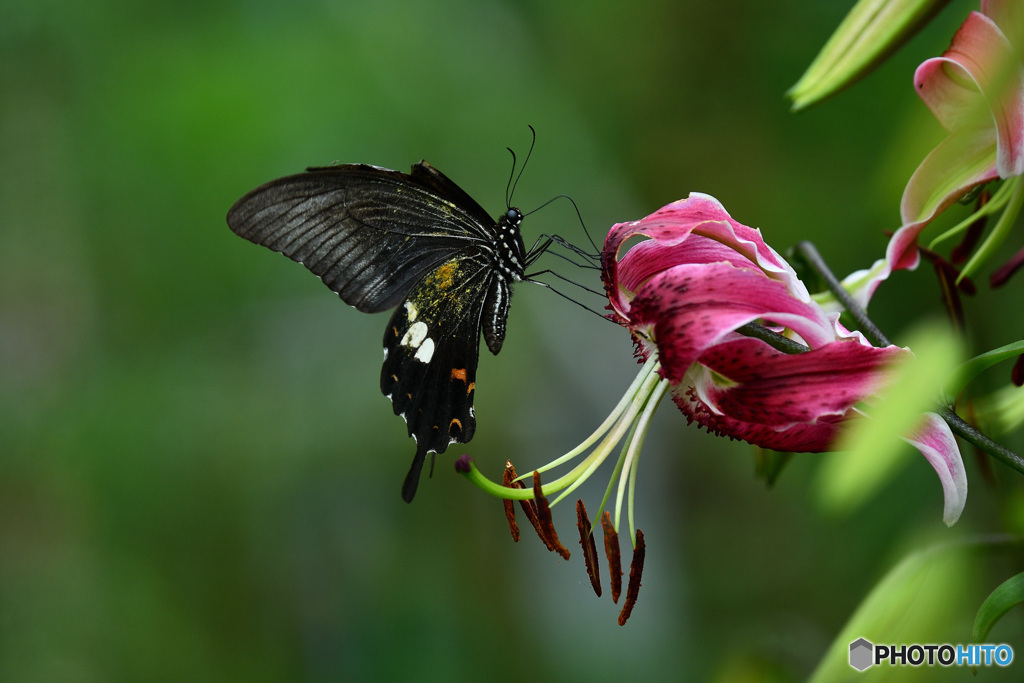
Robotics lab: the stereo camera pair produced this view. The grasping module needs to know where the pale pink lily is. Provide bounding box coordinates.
[843,0,1024,308]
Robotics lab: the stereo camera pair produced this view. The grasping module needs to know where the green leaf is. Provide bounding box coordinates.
[788,0,952,111]
[950,338,1024,396]
[973,571,1024,643]
[753,447,793,487]
[809,541,975,682]
[973,384,1024,436]
[959,176,1024,282]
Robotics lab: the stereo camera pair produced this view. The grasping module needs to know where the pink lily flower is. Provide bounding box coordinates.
[457,193,968,624]
[844,0,1024,307]
[603,193,967,525]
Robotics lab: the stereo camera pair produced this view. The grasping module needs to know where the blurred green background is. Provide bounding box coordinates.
[3,0,1023,680]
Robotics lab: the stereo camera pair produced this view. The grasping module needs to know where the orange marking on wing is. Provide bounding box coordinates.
[451,368,467,382]
[449,418,463,434]
[466,381,475,395]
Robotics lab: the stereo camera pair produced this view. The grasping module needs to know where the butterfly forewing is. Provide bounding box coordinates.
[228,163,497,312]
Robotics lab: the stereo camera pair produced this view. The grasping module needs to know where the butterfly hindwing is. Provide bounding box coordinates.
[381,254,495,501]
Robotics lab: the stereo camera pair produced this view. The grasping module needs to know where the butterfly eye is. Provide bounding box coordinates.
[506,208,522,224]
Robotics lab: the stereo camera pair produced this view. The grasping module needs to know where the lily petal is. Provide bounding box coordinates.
[870,4,1024,287]
[604,193,808,320]
[695,337,908,427]
[903,412,968,525]
[601,192,972,527]
[628,262,836,381]
[673,370,845,451]
[913,10,1024,177]
[981,0,1024,43]
[894,126,1001,269]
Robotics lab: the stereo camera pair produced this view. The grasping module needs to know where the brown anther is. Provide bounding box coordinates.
[938,258,976,296]
[951,190,989,264]
[990,245,1024,288]
[532,472,570,560]
[617,529,646,626]
[502,461,522,542]
[601,511,623,604]
[932,259,966,334]
[920,245,976,294]
[576,500,601,597]
[509,468,555,553]
[518,497,547,549]
[1013,350,1024,387]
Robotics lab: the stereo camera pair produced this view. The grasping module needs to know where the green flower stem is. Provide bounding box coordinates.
[941,406,1024,476]
[456,457,537,500]
[737,322,810,355]
[795,240,892,347]
[796,239,1024,473]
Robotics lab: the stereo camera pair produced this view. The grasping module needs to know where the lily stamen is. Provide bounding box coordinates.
[602,511,623,604]
[456,354,667,547]
[576,500,602,598]
[618,529,646,627]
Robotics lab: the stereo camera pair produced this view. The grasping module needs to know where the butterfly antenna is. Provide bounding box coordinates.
[505,146,518,209]
[507,125,537,208]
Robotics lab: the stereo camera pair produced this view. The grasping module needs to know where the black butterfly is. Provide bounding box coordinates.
[227,160,546,502]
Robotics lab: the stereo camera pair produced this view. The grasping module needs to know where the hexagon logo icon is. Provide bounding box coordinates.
[849,638,874,671]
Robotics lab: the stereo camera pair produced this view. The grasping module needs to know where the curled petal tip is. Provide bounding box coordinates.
[906,413,968,526]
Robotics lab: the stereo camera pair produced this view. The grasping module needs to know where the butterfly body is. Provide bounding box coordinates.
[227,161,530,501]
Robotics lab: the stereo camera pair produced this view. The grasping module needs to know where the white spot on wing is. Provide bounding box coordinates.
[414,337,435,363]
[400,321,428,348]
[404,301,418,321]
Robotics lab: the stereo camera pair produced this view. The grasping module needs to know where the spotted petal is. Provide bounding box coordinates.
[628,262,837,383]
[674,337,907,449]
[603,193,808,321]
